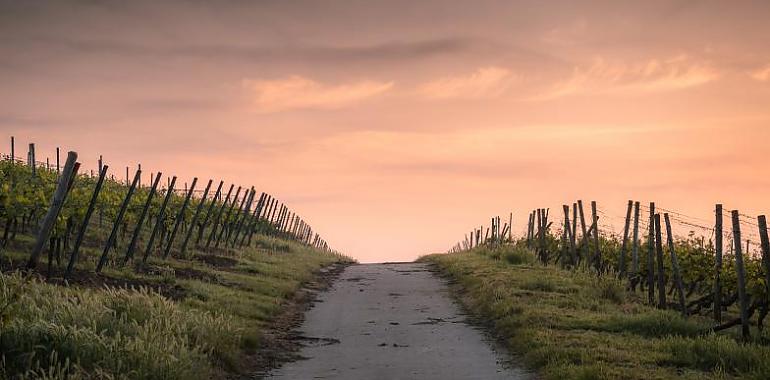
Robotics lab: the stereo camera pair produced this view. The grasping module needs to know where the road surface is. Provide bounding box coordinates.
[266,263,530,379]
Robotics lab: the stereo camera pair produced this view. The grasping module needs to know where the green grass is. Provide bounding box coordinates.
[420,245,770,380]
[1,234,351,379]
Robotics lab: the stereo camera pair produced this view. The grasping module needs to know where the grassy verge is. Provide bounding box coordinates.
[420,245,770,380]
[1,234,351,379]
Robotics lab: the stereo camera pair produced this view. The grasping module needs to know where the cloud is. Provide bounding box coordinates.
[242,75,393,113]
[416,66,514,99]
[536,55,719,100]
[750,64,770,82]
[17,35,476,64]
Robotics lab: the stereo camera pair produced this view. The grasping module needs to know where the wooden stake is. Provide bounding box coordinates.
[97,168,141,272]
[163,177,198,259]
[758,215,770,326]
[27,151,78,269]
[714,204,723,322]
[647,202,656,305]
[578,200,588,242]
[731,210,751,339]
[124,172,162,263]
[215,186,244,247]
[564,205,576,265]
[196,180,223,245]
[591,201,601,271]
[619,200,633,277]
[241,192,267,247]
[631,201,641,277]
[29,143,36,176]
[654,214,666,309]
[181,179,213,255]
[230,187,255,247]
[144,176,177,262]
[206,184,236,249]
[664,213,686,317]
[65,164,108,278]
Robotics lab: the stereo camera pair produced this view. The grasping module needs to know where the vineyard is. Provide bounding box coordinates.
[0,136,338,275]
[0,136,348,379]
[428,199,770,378]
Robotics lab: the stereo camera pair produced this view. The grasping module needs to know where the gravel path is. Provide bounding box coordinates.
[266,263,530,379]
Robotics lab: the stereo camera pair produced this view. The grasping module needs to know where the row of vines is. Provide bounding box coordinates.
[450,200,770,340]
[0,137,336,279]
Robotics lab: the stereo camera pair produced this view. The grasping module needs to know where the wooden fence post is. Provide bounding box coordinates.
[731,210,750,339]
[619,200,633,278]
[163,177,197,259]
[143,176,177,262]
[97,168,141,272]
[714,204,723,322]
[27,151,78,269]
[664,213,686,316]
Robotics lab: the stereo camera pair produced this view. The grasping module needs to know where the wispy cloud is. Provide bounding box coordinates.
[242,75,393,113]
[15,35,476,64]
[415,66,514,100]
[749,64,770,82]
[535,55,718,100]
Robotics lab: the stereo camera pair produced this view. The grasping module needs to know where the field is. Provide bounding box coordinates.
[0,155,351,379]
[421,244,770,379]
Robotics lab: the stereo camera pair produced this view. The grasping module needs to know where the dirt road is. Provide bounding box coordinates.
[266,263,530,379]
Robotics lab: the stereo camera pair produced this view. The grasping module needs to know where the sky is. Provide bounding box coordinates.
[1,0,769,262]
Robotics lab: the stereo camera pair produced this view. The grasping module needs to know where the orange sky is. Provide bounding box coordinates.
[1,1,769,262]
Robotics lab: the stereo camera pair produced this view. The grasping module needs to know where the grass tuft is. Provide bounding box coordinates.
[661,334,770,377]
